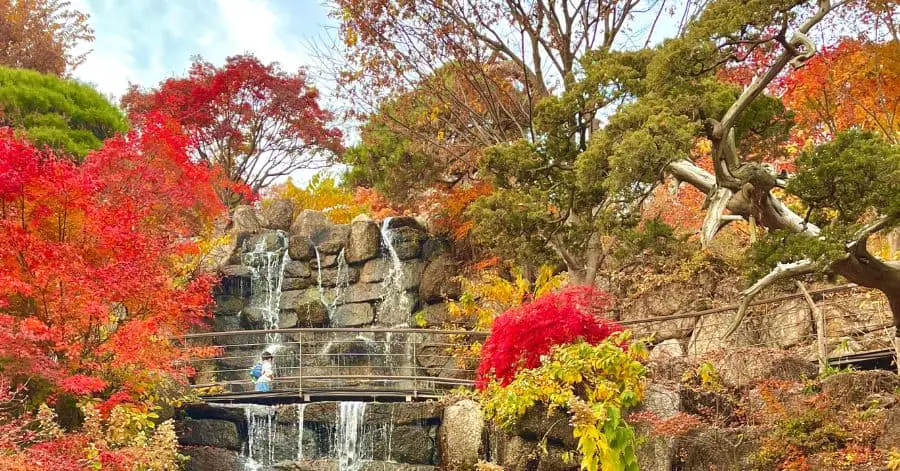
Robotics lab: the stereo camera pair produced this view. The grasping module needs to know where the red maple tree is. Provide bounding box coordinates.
[121,54,343,203]
[0,115,226,401]
[475,285,623,388]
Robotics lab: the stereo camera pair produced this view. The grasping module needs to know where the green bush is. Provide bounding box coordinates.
[0,66,127,158]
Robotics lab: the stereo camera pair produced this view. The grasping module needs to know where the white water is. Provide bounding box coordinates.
[336,402,369,471]
[243,231,290,346]
[377,218,412,325]
[296,403,306,461]
[244,404,278,469]
[314,247,352,322]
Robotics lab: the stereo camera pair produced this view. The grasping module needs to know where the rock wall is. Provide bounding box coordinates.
[178,400,487,471]
[197,203,473,390]
[215,205,462,332]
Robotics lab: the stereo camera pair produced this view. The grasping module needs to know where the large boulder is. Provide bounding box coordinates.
[344,283,385,304]
[385,226,425,260]
[418,303,452,327]
[281,289,328,327]
[291,209,330,238]
[649,339,685,362]
[316,224,350,255]
[385,216,426,232]
[231,205,262,234]
[373,425,437,464]
[509,404,576,449]
[316,266,360,288]
[642,383,682,420]
[261,199,295,231]
[176,418,241,451]
[182,446,245,471]
[821,370,900,404]
[635,430,677,471]
[360,258,388,283]
[419,255,461,303]
[877,408,900,450]
[285,260,312,278]
[710,348,817,389]
[439,399,483,470]
[676,427,760,471]
[181,403,247,423]
[346,219,381,264]
[330,303,375,327]
[364,402,443,425]
[688,311,760,356]
[359,259,423,289]
[756,298,813,349]
[289,234,314,261]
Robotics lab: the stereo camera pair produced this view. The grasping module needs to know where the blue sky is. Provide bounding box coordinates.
[71,0,337,99]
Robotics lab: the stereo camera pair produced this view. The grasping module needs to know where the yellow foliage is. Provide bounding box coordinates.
[888,448,900,471]
[481,333,648,471]
[448,264,567,331]
[267,173,370,223]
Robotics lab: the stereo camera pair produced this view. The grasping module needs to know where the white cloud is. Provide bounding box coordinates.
[211,0,311,70]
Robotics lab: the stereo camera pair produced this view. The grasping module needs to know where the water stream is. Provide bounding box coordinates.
[336,402,369,471]
[244,404,278,470]
[242,231,290,346]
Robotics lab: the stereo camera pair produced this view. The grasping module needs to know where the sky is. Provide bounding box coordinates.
[71,0,337,100]
[69,0,340,184]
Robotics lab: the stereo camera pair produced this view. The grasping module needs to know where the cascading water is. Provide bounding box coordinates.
[295,403,306,461]
[376,218,411,325]
[242,231,290,346]
[244,405,278,470]
[336,402,369,471]
[314,247,352,321]
[377,218,415,384]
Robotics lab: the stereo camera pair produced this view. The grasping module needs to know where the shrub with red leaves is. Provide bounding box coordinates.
[475,285,623,388]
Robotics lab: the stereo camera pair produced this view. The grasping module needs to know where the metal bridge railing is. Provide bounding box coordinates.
[176,328,488,400]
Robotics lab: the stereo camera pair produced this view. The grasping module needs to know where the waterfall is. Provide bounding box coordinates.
[315,247,352,320]
[243,231,290,346]
[336,402,369,471]
[377,218,411,325]
[244,405,278,469]
[296,403,306,461]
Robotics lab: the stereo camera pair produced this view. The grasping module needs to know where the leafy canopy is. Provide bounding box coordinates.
[0,66,128,158]
[122,54,343,202]
[0,0,93,76]
[0,116,226,406]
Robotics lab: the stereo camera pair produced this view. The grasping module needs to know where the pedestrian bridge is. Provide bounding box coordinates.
[176,327,488,403]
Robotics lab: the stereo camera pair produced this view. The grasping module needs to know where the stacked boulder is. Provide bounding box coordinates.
[214,202,464,331]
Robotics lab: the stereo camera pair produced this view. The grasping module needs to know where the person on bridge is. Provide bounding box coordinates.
[252,351,275,392]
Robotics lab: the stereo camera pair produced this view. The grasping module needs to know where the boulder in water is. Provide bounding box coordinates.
[359,258,388,283]
[373,424,437,464]
[331,303,375,327]
[387,226,425,260]
[289,234,314,261]
[281,289,328,327]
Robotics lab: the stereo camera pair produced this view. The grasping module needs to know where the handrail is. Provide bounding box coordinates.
[177,326,490,340]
